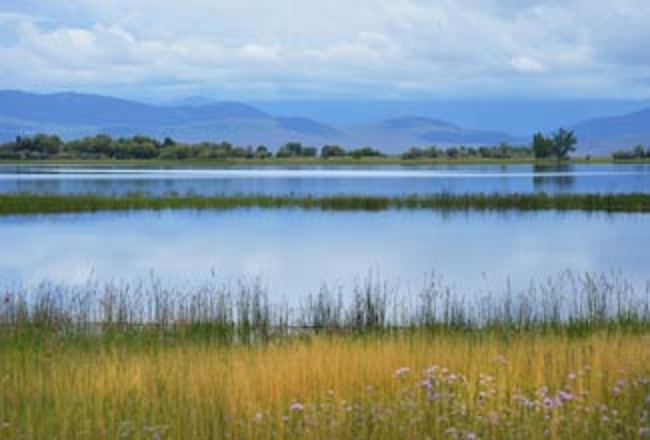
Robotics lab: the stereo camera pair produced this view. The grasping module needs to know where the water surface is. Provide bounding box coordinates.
[1,209,647,303]
[0,163,648,195]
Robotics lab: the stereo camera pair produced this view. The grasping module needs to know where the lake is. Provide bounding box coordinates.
[0,163,648,195]
[1,209,647,307]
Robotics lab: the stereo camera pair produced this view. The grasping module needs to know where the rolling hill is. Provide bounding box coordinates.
[0,91,343,148]
[572,108,650,154]
[2,90,648,154]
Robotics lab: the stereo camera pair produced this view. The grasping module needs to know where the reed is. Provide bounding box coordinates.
[1,191,650,215]
[1,271,648,341]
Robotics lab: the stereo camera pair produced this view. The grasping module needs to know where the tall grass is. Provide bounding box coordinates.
[2,273,649,438]
[1,271,648,340]
[1,191,649,215]
[1,329,649,438]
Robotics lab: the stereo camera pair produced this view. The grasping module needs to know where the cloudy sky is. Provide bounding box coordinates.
[1,0,650,101]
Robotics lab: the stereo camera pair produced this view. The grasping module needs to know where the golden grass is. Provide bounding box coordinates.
[2,331,650,438]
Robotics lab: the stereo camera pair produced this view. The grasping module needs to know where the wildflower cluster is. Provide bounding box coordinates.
[239,365,650,439]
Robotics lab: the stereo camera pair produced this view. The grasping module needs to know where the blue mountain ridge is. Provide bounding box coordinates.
[1,90,648,153]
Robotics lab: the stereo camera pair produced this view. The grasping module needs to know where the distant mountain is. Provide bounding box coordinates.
[0,90,521,151]
[0,91,175,127]
[0,90,344,147]
[167,96,220,107]
[572,108,650,154]
[4,91,650,154]
[344,116,515,153]
[252,99,650,135]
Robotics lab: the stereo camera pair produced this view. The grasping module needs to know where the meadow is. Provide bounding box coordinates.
[1,273,649,438]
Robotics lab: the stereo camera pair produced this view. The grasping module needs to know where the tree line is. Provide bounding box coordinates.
[611,145,650,161]
[0,128,608,162]
[0,135,386,161]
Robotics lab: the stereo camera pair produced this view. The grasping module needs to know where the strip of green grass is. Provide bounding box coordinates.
[1,192,649,215]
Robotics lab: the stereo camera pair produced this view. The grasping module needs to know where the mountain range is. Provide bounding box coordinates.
[1,90,649,154]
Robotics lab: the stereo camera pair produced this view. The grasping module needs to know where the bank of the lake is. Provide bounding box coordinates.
[2,156,649,168]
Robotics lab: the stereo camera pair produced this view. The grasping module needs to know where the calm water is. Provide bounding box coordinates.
[1,209,647,303]
[0,163,648,195]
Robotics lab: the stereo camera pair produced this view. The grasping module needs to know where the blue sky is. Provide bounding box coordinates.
[1,0,650,101]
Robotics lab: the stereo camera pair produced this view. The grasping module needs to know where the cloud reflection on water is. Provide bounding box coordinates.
[0,209,647,304]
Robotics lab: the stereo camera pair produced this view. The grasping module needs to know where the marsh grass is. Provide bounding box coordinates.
[1,271,649,342]
[1,272,649,438]
[1,191,650,215]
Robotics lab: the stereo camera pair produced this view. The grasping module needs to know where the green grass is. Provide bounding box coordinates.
[1,192,650,215]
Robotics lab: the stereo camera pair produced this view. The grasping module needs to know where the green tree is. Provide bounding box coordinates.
[11,133,63,159]
[401,147,423,160]
[349,147,383,159]
[321,144,346,159]
[159,144,191,160]
[633,144,645,159]
[423,146,440,158]
[66,134,115,158]
[532,132,554,159]
[162,137,176,148]
[552,128,577,160]
[445,147,459,159]
[276,142,303,158]
[493,142,513,159]
[34,133,63,157]
[255,145,271,159]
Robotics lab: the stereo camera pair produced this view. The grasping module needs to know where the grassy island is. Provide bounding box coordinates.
[1,191,649,215]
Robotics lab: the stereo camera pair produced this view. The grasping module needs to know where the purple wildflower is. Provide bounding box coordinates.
[543,396,562,409]
[290,401,304,412]
[558,390,574,402]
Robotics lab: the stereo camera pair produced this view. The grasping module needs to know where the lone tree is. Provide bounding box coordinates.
[532,128,577,161]
[552,128,577,161]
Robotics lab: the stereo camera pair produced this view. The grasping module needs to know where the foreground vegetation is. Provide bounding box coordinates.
[1,192,649,215]
[2,331,649,439]
[1,272,649,438]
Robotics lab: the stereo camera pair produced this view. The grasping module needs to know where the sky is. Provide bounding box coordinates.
[1,0,650,101]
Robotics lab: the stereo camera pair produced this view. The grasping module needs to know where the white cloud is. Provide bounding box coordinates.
[511,56,545,73]
[1,0,650,99]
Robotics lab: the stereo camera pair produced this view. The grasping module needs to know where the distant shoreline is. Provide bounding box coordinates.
[1,156,648,167]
